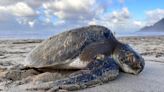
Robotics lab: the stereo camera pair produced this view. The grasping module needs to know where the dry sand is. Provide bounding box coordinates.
[0,36,164,92]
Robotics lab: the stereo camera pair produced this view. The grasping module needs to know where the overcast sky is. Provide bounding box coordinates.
[0,0,164,33]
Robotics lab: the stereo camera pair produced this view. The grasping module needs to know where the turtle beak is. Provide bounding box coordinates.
[131,57,145,75]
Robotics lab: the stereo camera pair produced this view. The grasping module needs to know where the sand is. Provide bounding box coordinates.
[0,36,164,92]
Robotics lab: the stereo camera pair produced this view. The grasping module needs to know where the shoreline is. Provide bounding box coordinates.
[0,34,164,41]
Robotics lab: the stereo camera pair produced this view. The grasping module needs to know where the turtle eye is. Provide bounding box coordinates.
[119,57,126,63]
[120,58,124,62]
[118,56,123,62]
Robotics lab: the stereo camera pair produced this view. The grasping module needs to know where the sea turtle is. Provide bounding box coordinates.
[22,25,145,91]
[4,25,145,91]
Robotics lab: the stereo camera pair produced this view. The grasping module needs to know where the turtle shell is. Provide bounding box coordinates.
[24,25,117,68]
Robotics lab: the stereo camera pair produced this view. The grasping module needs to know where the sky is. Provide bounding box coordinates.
[0,0,164,35]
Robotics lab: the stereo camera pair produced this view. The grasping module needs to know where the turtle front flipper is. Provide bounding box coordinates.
[27,56,119,91]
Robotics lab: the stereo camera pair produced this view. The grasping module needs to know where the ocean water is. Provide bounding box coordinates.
[116,31,164,37]
[0,30,56,39]
[0,30,164,40]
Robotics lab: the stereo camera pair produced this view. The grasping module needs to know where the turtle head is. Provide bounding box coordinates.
[112,43,145,75]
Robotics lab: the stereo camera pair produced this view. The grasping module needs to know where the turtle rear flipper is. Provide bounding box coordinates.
[27,57,119,91]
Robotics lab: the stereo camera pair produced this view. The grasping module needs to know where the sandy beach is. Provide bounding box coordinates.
[0,36,164,92]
